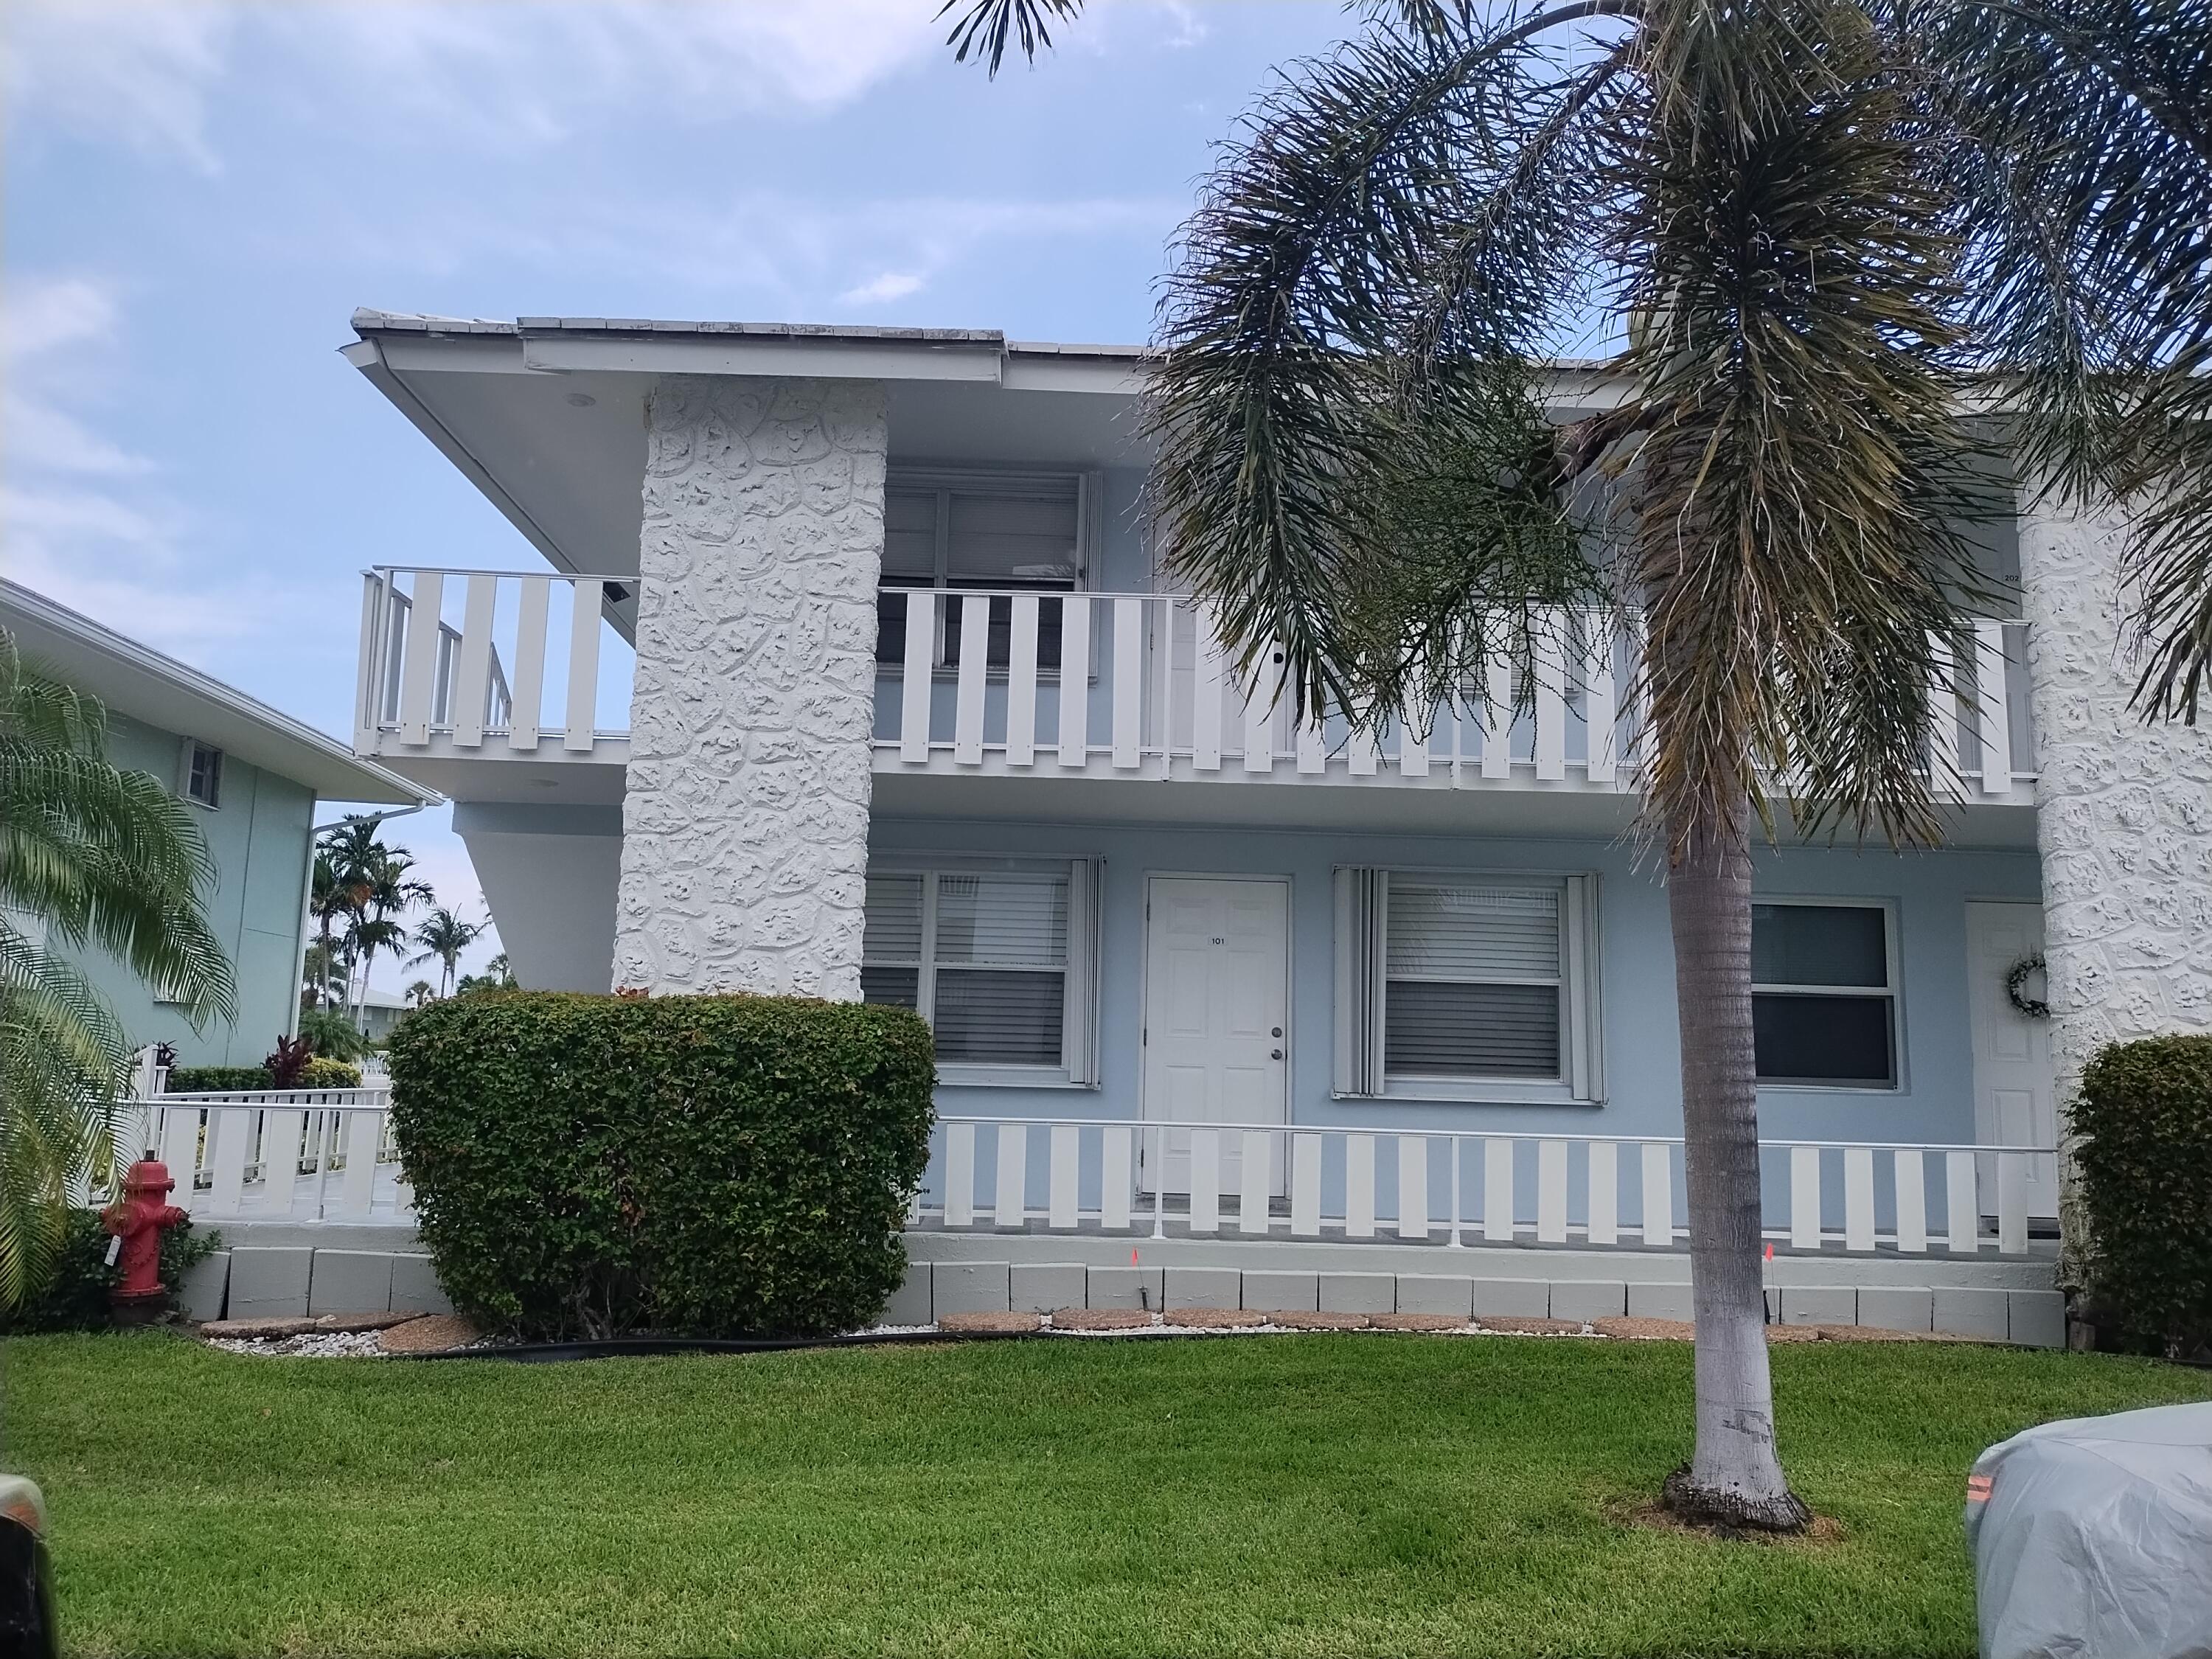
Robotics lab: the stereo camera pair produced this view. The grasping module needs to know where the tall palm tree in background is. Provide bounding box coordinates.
[0,630,235,1304]
[318,816,436,1034]
[346,850,434,1033]
[950,0,2212,1528]
[307,850,355,1010]
[405,979,437,1009]
[407,905,486,1000]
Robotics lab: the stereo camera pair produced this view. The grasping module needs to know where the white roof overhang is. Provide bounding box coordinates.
[0,580,436,806]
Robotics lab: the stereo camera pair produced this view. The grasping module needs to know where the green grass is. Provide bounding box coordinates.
[9,1332,2208,1658]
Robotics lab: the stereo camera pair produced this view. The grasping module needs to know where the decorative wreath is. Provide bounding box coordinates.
[2006,952,2050,1019]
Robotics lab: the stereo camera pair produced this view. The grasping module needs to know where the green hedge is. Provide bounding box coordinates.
[0,1210,218,1332]
[2076,1034,2212,1352]
[388,992,936,1340]
[165,1065,270,1093]
[166,1057,362,1092]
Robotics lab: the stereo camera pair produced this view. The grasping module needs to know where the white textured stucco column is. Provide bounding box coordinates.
[612,375,886,998]
[2017,490,2212,1269]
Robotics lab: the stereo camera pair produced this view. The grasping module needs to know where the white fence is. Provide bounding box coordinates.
[114,1091,2053,1256]
[872,588,2037,792]
[116,1090,408,1224]
[917,1115,2054,1257]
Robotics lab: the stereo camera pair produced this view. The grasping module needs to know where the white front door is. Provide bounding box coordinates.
[1141,876,1290,1198]
[1964,900,2059,1219]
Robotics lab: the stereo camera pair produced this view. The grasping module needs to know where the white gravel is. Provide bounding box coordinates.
[206,1329,389,1360]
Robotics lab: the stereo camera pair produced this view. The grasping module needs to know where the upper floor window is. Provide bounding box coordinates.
[1751,900,1899,1088]
[1335,869,1602,1102]
[184,740,223,808]
[875,471,1088,669]
[860,858,1101,1085]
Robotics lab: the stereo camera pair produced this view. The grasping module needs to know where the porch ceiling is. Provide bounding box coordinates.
[344,314,1153,583]
[870,768,2042,848]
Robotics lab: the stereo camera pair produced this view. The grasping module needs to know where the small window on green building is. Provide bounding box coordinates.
[184,740,223,808]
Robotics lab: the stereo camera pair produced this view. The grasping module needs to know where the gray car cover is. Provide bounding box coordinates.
[1966,1400,2212,1659]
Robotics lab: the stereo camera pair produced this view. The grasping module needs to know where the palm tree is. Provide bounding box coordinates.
[455,952,517,996]
[0,628,235,1304]
[345,849,433,1032]
[301,936,347,1010]
[956,0,2212,1528]
[405,979,437,1009]
[406,905,485,1000]
[307,850,356,1010]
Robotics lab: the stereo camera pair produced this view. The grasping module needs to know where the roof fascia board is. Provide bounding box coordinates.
[341,336,587,580]
[1000,354,1147,397]
[518,332,1005,383]
[0,582,434,806]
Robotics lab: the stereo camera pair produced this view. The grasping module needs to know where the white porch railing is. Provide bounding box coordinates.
[114,1090,409,1225]
[872,588,2037,793]
[915,1115,2055,1257]
[355,566,635,760]
[109,1091,2052,1258]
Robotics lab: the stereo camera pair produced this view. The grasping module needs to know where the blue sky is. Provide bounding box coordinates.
[4,0,1349,989]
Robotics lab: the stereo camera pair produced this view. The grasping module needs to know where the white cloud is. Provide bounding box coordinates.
[2,1,235,170]
[264,1,950,156]
[838,270,927,306]
[4,1,950,171]
[0,274,274,660]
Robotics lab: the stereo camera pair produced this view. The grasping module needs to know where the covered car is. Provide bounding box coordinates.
[1966,1401,2212,1659]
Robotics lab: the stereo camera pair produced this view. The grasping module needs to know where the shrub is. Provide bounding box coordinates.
[164,1065,269,1093]
[388,992,936,1340]
[0,1209,218,1332]
[2075,1034,2212,1353]
[164,1057,363,1093]
[299,1005,372,1062]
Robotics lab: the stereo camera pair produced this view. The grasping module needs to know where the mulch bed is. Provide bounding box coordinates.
[376,1315,487,1354]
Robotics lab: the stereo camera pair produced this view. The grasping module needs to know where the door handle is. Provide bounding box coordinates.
[1270,1048,1283,1060]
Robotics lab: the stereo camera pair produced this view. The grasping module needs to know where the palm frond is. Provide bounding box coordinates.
[936,0,1081,74]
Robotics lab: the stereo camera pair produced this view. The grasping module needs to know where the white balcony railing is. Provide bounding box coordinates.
[872,588,2037,794]
[355,566,634,762]
[915,1114,2055,1258]
[352,568,2037,794]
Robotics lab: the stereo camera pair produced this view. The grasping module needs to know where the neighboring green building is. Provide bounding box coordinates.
[1,580,434,1068]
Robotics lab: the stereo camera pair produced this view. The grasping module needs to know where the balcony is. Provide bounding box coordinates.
[354,568,2038,821]
[353,566,636,800]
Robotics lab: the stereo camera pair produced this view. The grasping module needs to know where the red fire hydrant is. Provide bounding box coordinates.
[101,1156,189,1325]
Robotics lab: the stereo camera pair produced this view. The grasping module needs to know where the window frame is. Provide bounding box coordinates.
[1334,866,1604,1105]
[181,739,223,810]
[1750,894,1906,1092]
[877,467,1102,678]
[862,854,1102,1088]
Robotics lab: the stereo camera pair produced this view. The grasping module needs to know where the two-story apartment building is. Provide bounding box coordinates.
[323,308,2212,1340]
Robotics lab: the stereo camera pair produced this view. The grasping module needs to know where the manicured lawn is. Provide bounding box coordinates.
[10,1331,2209,1658]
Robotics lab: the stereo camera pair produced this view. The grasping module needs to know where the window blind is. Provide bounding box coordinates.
[1335,869,1602,1100]
[860,859,1101,1083]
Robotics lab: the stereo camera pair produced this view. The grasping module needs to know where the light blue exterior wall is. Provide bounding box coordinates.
[91,711,316,1068]
[872,812,2039,1225]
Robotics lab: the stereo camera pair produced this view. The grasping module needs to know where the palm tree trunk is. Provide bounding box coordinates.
[1662,799,1811,1533]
